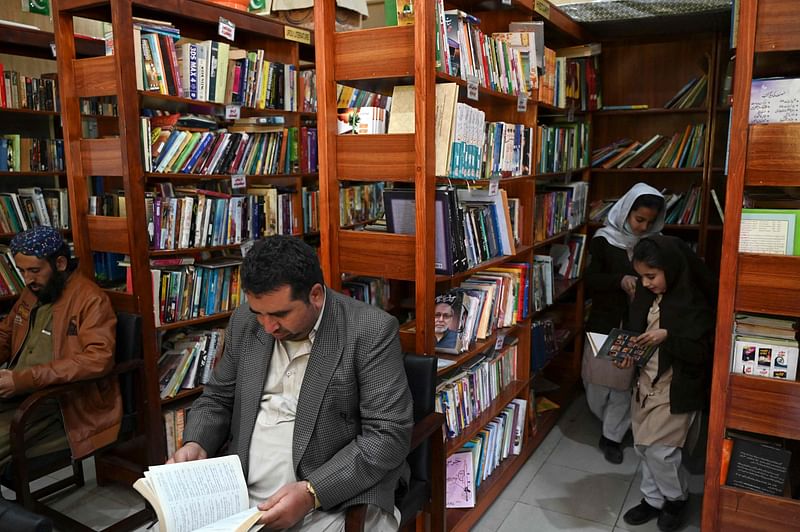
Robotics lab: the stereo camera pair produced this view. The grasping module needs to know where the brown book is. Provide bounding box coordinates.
[623,136,668,169]
[671,124,694,168]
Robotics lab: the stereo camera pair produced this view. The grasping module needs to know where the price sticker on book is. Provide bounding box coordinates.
[218,17,236,41]
[517,93,528,112]
[466,75,479,101]
[231,174,247,190]
[501,0,512,6]
[495,334,506,350]
[50,43,57,57]
[225,105,241,120]
[488,177,500,197]
[535,0,551,19]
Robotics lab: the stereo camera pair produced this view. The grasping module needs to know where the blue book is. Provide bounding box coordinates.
[0,139,7,171]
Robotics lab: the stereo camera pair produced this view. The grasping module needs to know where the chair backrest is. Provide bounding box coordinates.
[403,353,437,483]
[114,312,142,432]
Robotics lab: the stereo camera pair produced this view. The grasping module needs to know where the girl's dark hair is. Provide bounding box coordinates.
[632,238,666,270]
[241,235,324,301]
[630,194,664,213]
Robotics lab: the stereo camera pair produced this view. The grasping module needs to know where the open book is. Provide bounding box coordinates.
[133,455,261,532]
[586,328,657,367]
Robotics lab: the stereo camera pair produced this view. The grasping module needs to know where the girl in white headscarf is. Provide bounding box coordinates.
[582,183,665,464]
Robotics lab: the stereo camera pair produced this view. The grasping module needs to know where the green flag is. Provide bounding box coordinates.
[28,0,51,16]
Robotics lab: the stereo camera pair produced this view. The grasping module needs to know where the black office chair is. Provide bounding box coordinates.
[346,353,445,532]
[1,312,154,532]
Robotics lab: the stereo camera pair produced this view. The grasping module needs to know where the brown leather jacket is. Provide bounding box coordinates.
[0,272,122,458]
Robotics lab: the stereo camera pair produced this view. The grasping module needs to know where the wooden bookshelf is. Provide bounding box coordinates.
[702,1,800,529]
[314,1,589,529]
[53,0,317,480]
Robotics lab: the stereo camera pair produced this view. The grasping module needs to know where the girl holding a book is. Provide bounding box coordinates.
[619,235,717,532]
[583,183,665,464]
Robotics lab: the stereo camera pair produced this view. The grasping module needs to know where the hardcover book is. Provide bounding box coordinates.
[586,328,657,367]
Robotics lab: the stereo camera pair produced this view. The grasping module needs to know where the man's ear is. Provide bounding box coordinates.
[55,255,68,272]
[309,283,324,311]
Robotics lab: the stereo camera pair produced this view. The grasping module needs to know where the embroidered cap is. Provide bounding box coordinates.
[10,226,65,258]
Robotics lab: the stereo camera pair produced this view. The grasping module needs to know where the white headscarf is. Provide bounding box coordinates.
[594,182,665,250]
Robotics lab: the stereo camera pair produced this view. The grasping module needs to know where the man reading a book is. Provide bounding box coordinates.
[0,226,121,466]
[171,235,413,531]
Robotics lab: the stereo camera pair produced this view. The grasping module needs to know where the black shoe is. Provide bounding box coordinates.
[599,435,624,464]
[657,498,688,532]
[623,499,661,526]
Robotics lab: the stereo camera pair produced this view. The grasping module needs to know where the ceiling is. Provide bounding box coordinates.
[550,0,732,23]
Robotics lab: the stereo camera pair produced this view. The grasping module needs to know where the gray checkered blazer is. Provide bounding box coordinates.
[182,289,413,514]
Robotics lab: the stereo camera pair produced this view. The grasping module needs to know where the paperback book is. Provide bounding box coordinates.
[586,328,657,367]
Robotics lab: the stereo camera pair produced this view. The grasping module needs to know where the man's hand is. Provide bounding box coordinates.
[0,370,15,398]
[633,328,668,347]
[257,481,315,530]
[621,275,638,299]
[166,442,207,464]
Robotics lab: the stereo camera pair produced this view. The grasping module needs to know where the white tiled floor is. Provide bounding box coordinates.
[473,395,705,532]
[3,394,703,532]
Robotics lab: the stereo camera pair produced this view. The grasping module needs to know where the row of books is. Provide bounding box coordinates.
[340,182,383,227]
[435,2,533,97]
[531,319,568,373]
[0,187,69,232]
[532,255,556,311]
[385,187,517,275]
[0,245,23,296]
[0,68,58,111]
[434,263,530,355]
[0,136,65,173]
[730,314,798,381]
[336,83,390,110]
[150,257,242,327]
[80,96,118,116]
[665,74,708,109]
[589,186,704,226]
[341,276,391,311]
[158,327,225,399]
[549,233,588,280]
[163,406,188,459]
[129,19,303,112]
[89,192,126,217]
[143,117,317,175]
[446,397,527,508]
[301,186,319,234]
[545,51,603,111]
[145,186,295,251]
[436,341,519,439]
[534,122,591,174]
[533,183,589,242]
[592,124,706,169]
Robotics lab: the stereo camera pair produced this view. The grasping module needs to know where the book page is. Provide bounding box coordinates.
[146,455,250,532]
[586,332,607,356]
[194,507,261,532]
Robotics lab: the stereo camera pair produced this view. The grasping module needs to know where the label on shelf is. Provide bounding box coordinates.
[231,174,247,189]
[466,75,479,101]
[218,17,236,41]
[285,26,312,45]
[225,105,241,120]
[488,178,500,197]
[495,334,506,350]
[535,0,551,19]
[49,43,56,57]
[517,93,528,113]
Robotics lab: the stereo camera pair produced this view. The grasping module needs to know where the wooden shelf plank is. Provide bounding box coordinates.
[434,320,529,376]
[435,245,534,284]
[435,71,521,105]
[144,172,314,182]
[336,134,415,182]
[726,374,800,441]
[150,244,242,256]
[0,107,59,116]
[0,294,19,303]
[719,486,800,531]
[593,107,708,116]
[754,0,800,52]
[436,174,536,185]
[161,386,204,406]
[0,171,66,177]
[445,379,529,453]
[735,254,800,316]
[745,123,800,186]
[139,90,315,118]
[334,26,414,81]
[591,167,704,174]
[0,25,103,59]
[337,230,416,280]
[156,311,234,331]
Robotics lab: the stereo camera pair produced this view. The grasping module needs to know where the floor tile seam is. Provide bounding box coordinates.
[511,499,617,529]
[540,460,639,482]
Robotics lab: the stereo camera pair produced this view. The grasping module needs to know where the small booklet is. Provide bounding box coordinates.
[586,328,657,367]
[133,455,261,532]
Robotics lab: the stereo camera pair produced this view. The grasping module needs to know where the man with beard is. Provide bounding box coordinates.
[0,226,121,467]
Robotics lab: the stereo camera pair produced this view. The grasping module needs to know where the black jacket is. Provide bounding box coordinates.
[584,236,636,334]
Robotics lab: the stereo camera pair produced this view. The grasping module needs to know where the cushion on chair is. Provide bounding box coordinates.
[0,498,52,532]
[403,354,437,484]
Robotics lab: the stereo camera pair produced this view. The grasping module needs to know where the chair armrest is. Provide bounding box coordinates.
[344,504,368,532]
[9,359,143,455]
[409,412,445,452]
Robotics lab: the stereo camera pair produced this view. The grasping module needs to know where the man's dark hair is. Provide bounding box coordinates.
[630,194,664,213]
[632,238,665,269]
[47,243,77,273]
[241,235,324,301]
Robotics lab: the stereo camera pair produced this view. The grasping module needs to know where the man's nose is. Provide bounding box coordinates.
[258,315,279,333]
